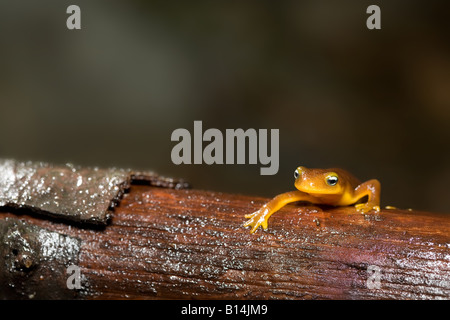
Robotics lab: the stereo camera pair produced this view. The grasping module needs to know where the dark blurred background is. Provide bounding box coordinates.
[0,1,449,213]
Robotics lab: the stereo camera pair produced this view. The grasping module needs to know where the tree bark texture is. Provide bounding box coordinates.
[1,185,449,299]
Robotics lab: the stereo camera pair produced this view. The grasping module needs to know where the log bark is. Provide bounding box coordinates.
[1,185,449,299]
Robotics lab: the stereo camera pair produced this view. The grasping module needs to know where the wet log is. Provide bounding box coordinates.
[0,185,449,299]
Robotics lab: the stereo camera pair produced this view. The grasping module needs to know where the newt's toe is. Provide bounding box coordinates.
[355,203,380,214]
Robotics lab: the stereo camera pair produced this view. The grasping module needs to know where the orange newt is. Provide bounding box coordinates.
[244,166,381,233]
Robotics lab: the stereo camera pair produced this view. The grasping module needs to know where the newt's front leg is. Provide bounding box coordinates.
[352,179,381,213]
[244,191,315,233]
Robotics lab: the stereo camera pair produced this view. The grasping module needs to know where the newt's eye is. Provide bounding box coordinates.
[294,169,299,179]
[326,174,339,186]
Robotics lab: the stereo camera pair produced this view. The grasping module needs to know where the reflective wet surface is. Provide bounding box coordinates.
[0,159,188,225]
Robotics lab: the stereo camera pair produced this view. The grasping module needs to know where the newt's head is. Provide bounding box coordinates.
[294,166,344,195]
